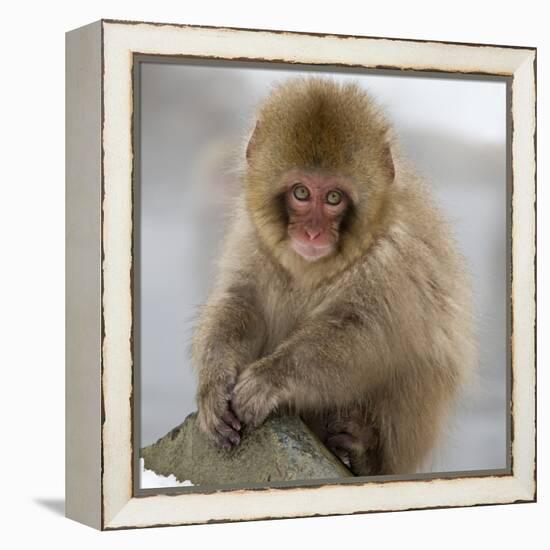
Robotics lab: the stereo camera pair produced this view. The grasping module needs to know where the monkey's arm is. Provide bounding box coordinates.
[192,282,267,447]
[232,303,398,427]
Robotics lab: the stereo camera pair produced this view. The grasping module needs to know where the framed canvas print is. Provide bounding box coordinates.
[65,19,536,530]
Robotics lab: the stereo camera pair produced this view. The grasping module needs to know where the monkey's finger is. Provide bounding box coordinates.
[334,450,352,468]
[326,434,367,473]
[327,444,352,469]
[215,420,241,446]
[212,432,236,450]
[222,409,241,432]
[204,426,233,450]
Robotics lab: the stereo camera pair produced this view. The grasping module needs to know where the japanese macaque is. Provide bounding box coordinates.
[192,78,475,476]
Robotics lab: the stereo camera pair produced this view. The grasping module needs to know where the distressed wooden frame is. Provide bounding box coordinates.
[66,19,537,530]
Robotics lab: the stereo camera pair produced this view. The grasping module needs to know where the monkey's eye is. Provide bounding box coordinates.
[326,190,343,205]
[293,184,310,201]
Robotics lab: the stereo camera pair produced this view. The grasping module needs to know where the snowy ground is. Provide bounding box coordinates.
[139,458,194,488]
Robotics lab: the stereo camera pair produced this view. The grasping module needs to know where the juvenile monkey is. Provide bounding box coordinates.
[192,78,475,475]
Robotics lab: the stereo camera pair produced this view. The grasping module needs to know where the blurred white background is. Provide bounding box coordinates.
[139,62,508,474]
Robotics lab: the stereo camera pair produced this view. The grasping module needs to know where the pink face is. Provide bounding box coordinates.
[285,171,351,262]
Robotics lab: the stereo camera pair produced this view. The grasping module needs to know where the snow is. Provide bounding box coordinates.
[139,458,194,488]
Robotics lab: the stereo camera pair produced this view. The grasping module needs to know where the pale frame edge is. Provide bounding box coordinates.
[70,20,536,530]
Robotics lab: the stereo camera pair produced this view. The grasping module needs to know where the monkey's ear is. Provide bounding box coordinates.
[246,121,261,165]
[382,142,395,183]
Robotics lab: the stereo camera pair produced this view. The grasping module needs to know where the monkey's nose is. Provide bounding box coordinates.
[306,228,321,240]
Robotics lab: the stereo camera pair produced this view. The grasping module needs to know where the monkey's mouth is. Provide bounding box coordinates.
[290,239,334,262]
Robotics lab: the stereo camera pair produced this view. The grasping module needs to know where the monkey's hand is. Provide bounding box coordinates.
[325,415,380,476]
[197,373,242,450]
[231,357,283,428]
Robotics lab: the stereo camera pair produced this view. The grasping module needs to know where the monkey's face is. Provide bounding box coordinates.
[283,170,351,262]
[245,79,395,283]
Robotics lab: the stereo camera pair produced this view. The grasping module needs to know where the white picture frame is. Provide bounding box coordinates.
[66,19,536,530]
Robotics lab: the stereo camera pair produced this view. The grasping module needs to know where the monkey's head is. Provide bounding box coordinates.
[245,78,395,283]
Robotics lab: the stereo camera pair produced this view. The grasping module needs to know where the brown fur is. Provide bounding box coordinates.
[192,78,476,475]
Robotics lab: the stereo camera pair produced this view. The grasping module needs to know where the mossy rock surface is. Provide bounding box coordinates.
[141,413,352,486]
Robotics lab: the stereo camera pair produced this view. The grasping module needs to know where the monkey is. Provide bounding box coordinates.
[191,78,476,476]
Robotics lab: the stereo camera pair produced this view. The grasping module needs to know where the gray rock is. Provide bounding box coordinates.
[141,413,352,485]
